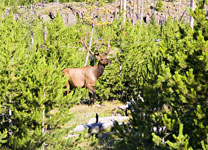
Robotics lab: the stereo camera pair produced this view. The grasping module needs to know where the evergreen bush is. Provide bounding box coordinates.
[155,0,164,12]
[113,8,208,150]
[0,0,208,149]
[0,11,85,149]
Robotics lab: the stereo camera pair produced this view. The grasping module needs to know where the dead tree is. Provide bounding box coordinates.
[84,22,95,66]
[123,0,127,24]
[190,0,196,29]
[133,0,136,25]
[140,0,144,24]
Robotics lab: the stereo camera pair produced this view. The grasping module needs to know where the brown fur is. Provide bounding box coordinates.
[63,55,111,104]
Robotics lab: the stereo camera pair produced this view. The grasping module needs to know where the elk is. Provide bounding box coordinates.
[62,34,112,105]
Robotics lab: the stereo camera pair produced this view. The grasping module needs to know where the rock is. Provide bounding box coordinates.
[73,121,115,133]
[62,12,77,26]
[73,116,129,133]
[73,124,87,132]
[64,133,78,139]
[39,15,51,22]
[87,116,129,125]
[96,104,102,108]
[10,0,190,28]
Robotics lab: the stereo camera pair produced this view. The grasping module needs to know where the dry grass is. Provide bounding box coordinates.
[63,100,124,150]
[65,100,124,128]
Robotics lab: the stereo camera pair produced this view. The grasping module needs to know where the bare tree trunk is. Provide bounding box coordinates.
[140,0,144,25]
[31,33,34,48]
[153,0,155,18]
[57,0,60,9]
[128,4,132,22]
[84,23,94,66]
[120,0,122,12]
[133,0,136,25]
[31,0,34,23]
[8,59,13,144]
[180,9,187,22]
[44,26,47,42]
[137,0,139,20]
[42,0,45,7]
[178,0,181,20]
[190,0,196,29]
[30,0,34,53]
[123,0,127,25]
[42,92,46,150]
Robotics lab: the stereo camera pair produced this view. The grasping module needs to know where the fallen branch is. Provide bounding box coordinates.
[112,102,132,116]
[73,116,129,133]
[87,116,129,125]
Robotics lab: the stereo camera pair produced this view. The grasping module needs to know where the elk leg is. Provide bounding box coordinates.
[87,86,96,105]
[89,92,93,104]
[66,82,70,95]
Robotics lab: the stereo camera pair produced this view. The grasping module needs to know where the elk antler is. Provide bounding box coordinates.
[104,37,110,55]
[80,33,96,55]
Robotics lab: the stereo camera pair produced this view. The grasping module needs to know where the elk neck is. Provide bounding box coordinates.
[96,62,105,77]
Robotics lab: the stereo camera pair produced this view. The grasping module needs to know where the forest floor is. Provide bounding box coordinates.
[65,100,125,150]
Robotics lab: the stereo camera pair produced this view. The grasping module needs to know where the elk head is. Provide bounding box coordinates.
[80,34,112,66]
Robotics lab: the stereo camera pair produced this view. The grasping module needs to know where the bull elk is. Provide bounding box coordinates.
[62,34,112,105]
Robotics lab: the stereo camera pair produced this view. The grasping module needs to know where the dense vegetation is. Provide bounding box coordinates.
[0,0,208,149]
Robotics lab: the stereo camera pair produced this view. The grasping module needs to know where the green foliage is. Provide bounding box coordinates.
[0,0,208,149]
[0,11,85,149]
[155,0,164,12]
[188,0,208,40]
[201,134,208,150]
[0,130,7,147]
[1,0,41,6]
[96,19,160,103]
[111,8,208,150]
[166,123,192,150]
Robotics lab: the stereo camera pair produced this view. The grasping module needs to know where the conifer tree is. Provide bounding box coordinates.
[0,9,82,149]
[189,0,208,39]
[112,13,208,150]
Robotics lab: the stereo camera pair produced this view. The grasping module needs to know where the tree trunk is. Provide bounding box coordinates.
[44,26,47,42]
[133,0,136,25]
[190,0,196,29]
[137,0,139,20]
[140,0,144,25]
[30,0,34,53]
[57,0,60,9]
[42,92,46,150]
[123,0,127,25]
[120,0,123,12]
[153,0,155,18]
[84,23,94,66]
[8,59,13,139]
[42,0,45,7]
[178,0,181,20]
[73,116,129,133]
